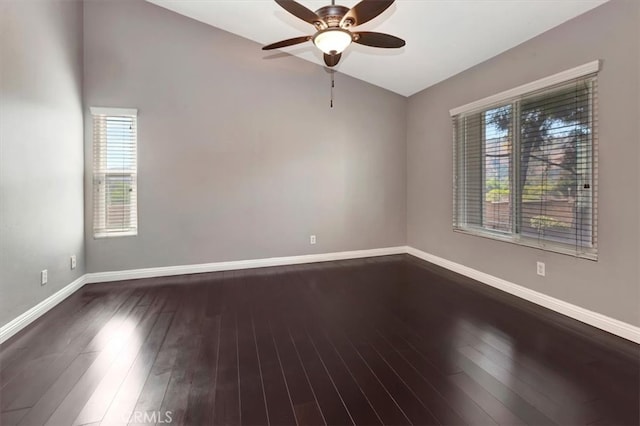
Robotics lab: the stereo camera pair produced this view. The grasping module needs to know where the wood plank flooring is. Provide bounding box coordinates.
[1,255,638,425]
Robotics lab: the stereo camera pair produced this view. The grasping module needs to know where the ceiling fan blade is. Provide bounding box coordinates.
[341,0,395,27]
[262,36,312,50]
[353,31,405,48]
[324,53,342,67]
[275,0,322,26]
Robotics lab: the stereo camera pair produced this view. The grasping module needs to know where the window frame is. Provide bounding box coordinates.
[91,107,138,239]
[451,62,599,260]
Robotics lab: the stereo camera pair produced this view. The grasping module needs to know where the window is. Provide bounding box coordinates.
[91,107,138,238]
[452,62,598,259]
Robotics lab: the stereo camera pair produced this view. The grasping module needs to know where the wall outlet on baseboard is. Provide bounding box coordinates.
[537,261,546,277]
[41,269,48,285]
[310,235,317,245]
[70,255,77,270]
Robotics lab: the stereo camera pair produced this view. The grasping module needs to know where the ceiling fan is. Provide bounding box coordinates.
[262,0,405,68]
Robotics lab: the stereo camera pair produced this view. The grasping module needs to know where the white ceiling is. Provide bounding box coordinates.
[147,0,608,96]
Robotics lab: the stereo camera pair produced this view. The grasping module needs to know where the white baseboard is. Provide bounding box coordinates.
[1,247,405,345]
[406,246,640,344]
[84,246,408,284]
[3,245,638,346]
[0,275,87,345]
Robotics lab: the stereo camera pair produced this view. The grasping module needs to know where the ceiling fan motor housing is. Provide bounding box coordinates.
[315,5,350,28]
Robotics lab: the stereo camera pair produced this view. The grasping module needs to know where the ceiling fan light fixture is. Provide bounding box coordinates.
[312,29,352,55]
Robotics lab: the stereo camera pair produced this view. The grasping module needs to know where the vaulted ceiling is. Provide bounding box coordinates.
[147,0,608,96]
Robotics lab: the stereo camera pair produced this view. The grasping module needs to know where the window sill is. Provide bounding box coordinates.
[453,227,597,261]
[94,231,138,239]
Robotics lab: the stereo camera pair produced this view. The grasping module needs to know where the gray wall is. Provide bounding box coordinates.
[407,0,640,326]
[0,0,85,327]
[3,0,635,333]
[83,0,407,272]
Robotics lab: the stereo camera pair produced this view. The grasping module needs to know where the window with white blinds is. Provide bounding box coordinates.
[91,107,138,238]
[452,62,598,259]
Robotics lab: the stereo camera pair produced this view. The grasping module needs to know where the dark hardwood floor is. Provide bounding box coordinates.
[1,255,638,425]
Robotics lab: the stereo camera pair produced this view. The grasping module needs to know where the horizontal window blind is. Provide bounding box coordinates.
[453,74,597,259]
[92,109,138,237]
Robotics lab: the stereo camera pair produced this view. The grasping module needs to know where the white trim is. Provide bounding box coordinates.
[453,228,598,261]
[0,275,87,345]
[406,246,640,344]
[3,245,638,346]
[90,107,138,116]
[84,246,407,284]
[0,247,404,345]
[449,60,600,116]
[94,230,138,239]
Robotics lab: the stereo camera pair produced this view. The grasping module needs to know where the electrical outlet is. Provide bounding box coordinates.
[310,235,317,245]
[537,261,546,277]
[41,269,48,285]
[70,255,77,270]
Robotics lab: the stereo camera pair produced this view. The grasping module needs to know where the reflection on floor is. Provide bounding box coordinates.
[1,255,638,425]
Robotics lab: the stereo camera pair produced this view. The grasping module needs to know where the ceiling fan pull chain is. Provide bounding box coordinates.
[330,71,335,108]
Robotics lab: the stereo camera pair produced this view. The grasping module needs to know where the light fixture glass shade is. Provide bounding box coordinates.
[313,29,352,55]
